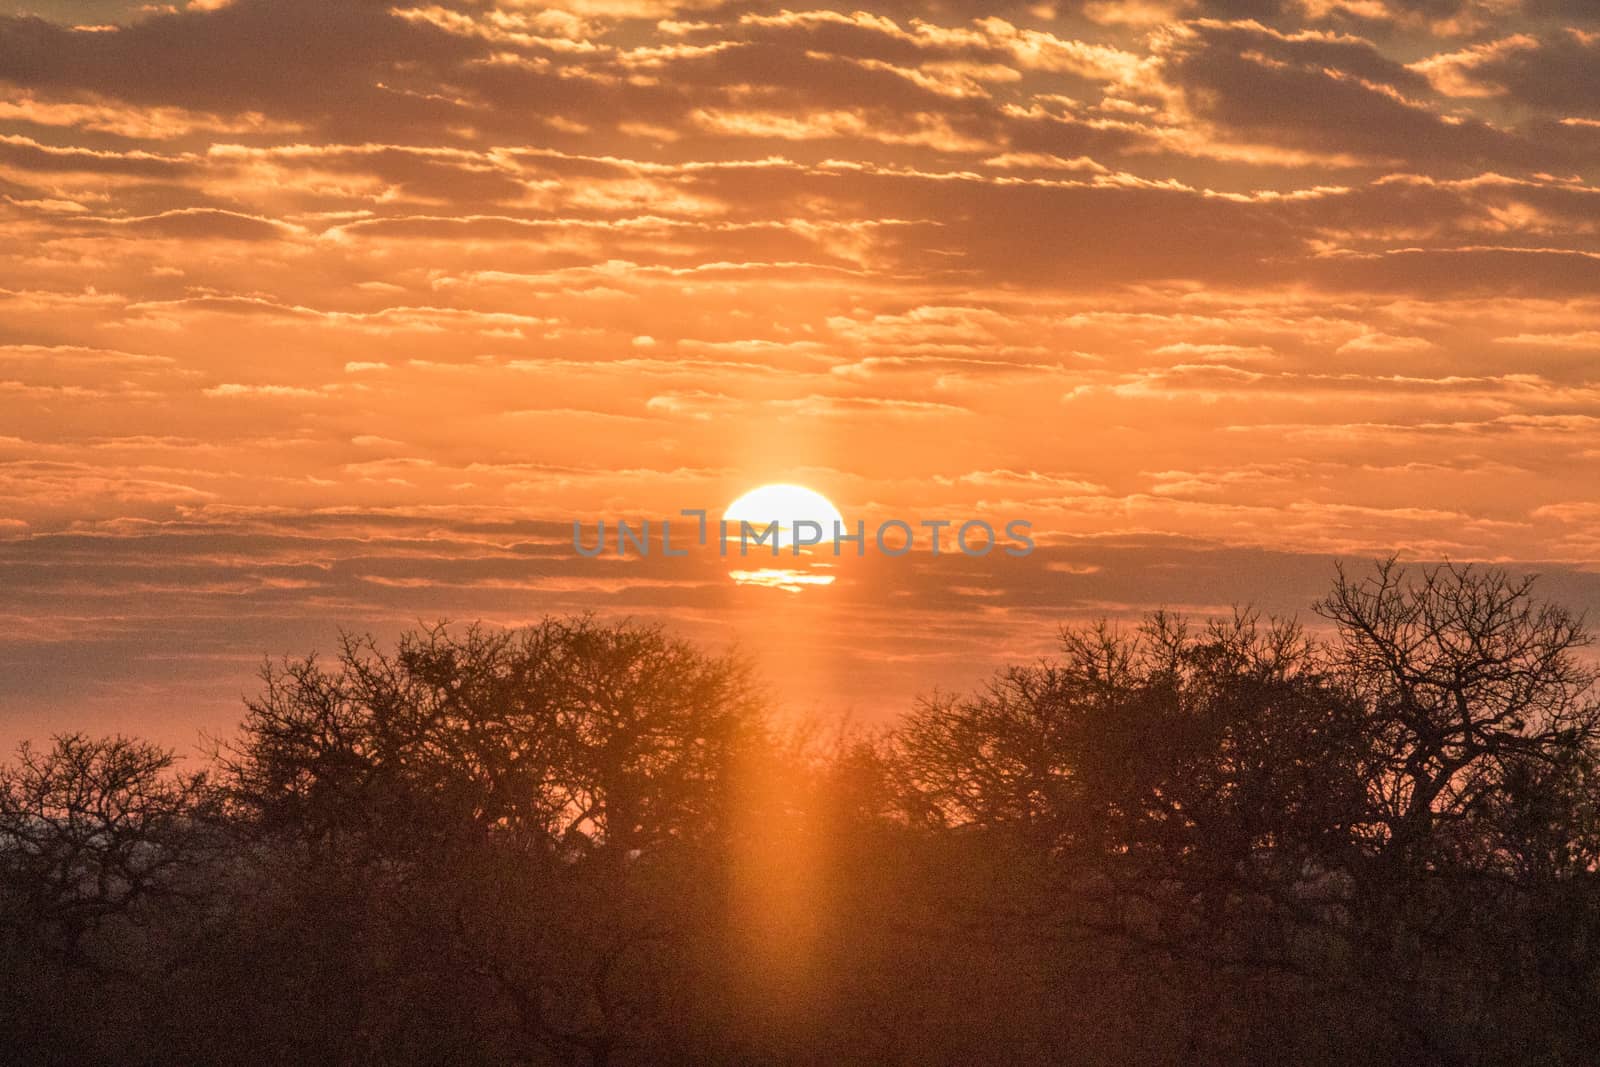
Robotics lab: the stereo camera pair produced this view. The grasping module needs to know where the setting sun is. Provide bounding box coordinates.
[724,484,845,551]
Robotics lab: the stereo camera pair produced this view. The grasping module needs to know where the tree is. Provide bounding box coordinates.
[0,734,215,1064]
[215,617,767,1065]
[225,618,761,858]
[1317,559,1600,870]
[896,612,1372,907]
[3,570,1598,1065]
[0,733,211,961]
[1316,561,1600,1064]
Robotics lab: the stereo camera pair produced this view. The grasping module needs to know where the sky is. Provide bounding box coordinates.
[1,0,1598,750]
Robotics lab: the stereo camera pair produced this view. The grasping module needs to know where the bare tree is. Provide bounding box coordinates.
[1316,559,1600,868]
[0,733,211,961]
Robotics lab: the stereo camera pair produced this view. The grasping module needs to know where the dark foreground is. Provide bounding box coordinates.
[3,561,1598,1066]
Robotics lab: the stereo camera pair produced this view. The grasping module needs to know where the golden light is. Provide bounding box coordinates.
[723,484,845,551]
[726,568,838,592]
[724,484,843,591]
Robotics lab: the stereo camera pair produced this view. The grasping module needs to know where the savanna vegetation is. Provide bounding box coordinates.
[3,561,1598,1066]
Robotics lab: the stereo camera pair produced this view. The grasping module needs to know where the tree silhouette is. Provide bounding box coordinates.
[0,734,214,1063]
[1318,560,1600,867]
[2,571,1598,1065]
[215,617,764,1065]
[0,733,211,961]
[1316,561,1600,1063]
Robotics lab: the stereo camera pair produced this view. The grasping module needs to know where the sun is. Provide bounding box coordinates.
[724,484,844,551]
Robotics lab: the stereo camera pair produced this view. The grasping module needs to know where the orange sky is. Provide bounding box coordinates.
[2,0,1598,748]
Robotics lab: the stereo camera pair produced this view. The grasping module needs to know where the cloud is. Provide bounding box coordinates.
[0,133,195,176]
[1,0,1599,737]
[202,382,329,398]
[1416,31,1600,117]
[1157,19,1562,170]
[0,3,482,127]
[96,206,298,240]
